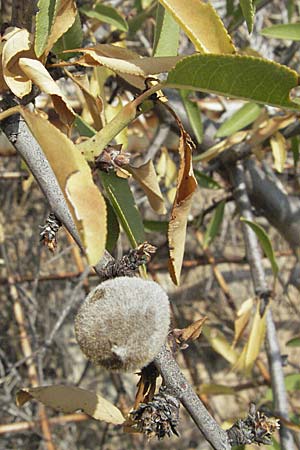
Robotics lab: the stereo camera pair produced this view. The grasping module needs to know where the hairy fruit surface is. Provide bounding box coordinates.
[74,277,170,372]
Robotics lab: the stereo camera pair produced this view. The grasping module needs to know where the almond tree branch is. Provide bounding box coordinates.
[154,345,231,450]
[228,161,295,450]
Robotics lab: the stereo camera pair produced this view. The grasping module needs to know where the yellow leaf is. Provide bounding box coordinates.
[2,28,32,98]
[128,160,166,214]
[44,0,77,58]
[270,131,287,173]
[249,113,294,146]
[233,297,254,347]
[194,131,247,163]
[20,108,107,265]
[156,147,177,188]
[19,58,75,125]
[168,126,197,284]
[66,171,106,266]
[105,98,128,148]
[76,44,181,77]
[158,0,236,54]
[233,300,267,374]
[16,385,125,425]
[203,325,238,365]
[66,70,103,130]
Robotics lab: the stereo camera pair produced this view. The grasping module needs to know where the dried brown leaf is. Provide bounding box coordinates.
[180,317,208,342]
[128,160,166,214]
[233,297,254,347]
[19,58,75,125]
[66,171,106,265]
[168,122,198,285]
[16,385,125,425]
[66,70,103,130]
[2,28,32,98]
[44,0,77,57]
[20,108,106,265]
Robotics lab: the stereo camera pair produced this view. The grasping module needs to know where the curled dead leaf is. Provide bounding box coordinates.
[168,114,198,285]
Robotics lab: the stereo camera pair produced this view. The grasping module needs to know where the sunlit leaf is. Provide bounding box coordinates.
[180,90,203,144]
[203,200,225,249]
[241,218,278,277]
[193,131,247,163]
[158,0,235,53]
[202,325,238,364]
[128,160,166,214]
[153,3,179,56]
[81,3,128,32]
[20,108,106,265]
[77,100,137,161]
[75,45,181,78]
[2,28,32,98]
[66,70,102,130]
[233,300,267,374]
[270,131,287,173]
[167,54,300,110]
[261,23,300,41]
[216,102,262,138]
[100,172,145,248]
[233,297,254,346]
[16,385,125,425]
[66,171,107,266]
[19,58,75,125]
[239,0,255,33]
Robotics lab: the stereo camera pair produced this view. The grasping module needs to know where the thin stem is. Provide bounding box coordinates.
[229,161,295,450]
[154,346,231,450]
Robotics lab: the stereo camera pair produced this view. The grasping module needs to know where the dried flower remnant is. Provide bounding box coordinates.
[227,403,280,446]
[40,212,62,252]
[95,144,131,173]
[129,386,180,440]
[100,242,157,279]
[74,276,170,372]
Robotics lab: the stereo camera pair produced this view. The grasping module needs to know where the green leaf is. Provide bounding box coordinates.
[239,0,255,33]
[105,198,120,253]
[291,136,299,167]
[203,200,225,249]
[73,115,96,138]
[194,170,221,190]
[100,172,145,247]
[81,3,128,32]
[52,12,83,59]
[286,336,300,347]
[266,373,300,400]
[180,90,203,143]
[261,23,300,41]
[240,218,278,277]
[166,54,300,111]
[153,3,179,56]
[216,102,262,138]
[158,0,235,53]
[35,0,58,57]
[143,220,168,233]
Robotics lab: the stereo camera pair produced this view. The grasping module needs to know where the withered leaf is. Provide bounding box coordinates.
[168,118,198,285]
[16,385,125,425]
